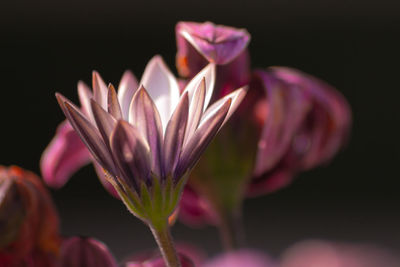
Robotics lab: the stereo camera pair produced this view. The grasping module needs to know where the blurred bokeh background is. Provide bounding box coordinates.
[0,0,399,260]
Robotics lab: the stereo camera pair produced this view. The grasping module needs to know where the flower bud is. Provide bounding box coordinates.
[59,237,118,267]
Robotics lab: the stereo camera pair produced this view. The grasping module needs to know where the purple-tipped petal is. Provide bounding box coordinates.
[201,86,248,127]
[92,71,108,109]
[182,63,216,111]
[118,70,139,119]
[41,121,92,188]
[90,100,117,146]
[176,21,250,65]
[163,92,189,176]
[60,237,118,267]
[139,55,180,129]
[110,121,151,188]
[107,84,123,119]
[175,99,230,178]
[56,94,116,175]
[129,86,163,177]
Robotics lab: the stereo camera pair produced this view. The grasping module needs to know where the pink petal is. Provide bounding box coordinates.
[40,120,92,188]
[176,21,251,65]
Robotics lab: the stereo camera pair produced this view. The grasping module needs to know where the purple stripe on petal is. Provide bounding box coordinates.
[107,84,123,119]
[139,55,180,130]
[185,78,206,143]
[118,70,138,119]
[90,99,117,147]
[175,99,231,178]
[201,86,247,128]
[163,92,189,176]
[182,63,215,111]
[129,86,163,177]
[40,120,92,188]
[56,93,116,175]
[110,120,151,189]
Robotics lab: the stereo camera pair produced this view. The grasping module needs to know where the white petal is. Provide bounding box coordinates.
[182,63,216,111]
[200,86,247,128]
[77,81,94,121]
[118,70,138,119]
[139,55,180,132]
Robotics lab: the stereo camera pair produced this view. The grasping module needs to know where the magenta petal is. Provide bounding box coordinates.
[176,21,250,65]
[268,67,352,170]
[60,237,118,267]
[252,70,311,177]
[40,120,91,188]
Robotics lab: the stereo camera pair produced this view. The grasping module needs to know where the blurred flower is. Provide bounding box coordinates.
[126,249,274,267]
[0,166,60,267]
[280,240,400,267]
[248,67,351,196]
[59,237,118,267]
[176,21,352,233]
[56,54,246,225]
[203,250,275,267]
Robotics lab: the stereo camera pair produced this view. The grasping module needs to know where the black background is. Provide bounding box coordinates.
[0,0,399,261]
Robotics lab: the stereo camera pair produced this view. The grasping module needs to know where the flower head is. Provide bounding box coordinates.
[56,55,246,224]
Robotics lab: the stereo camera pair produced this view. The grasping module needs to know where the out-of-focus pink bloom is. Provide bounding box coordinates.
[176,21,352,227]
[125,247,274,267]
[203,250,275,267]
[59,237,118,267]
[248,67,351,196]
[124,242,204,267]
[280,240,400,267]
[0,166,60,267]
[41,70,138,197]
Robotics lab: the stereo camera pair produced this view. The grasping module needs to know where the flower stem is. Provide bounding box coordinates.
[218,207,245,250]
[150,222,181,267]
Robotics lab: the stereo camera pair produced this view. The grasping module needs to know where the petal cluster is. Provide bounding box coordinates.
[56,56,246,220]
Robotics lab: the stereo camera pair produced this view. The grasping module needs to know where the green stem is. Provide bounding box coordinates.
[218,206,245,251]
[150,222,181,267]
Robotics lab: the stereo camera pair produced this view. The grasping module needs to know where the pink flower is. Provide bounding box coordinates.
[176,22,352,228]
[280,240,400,267]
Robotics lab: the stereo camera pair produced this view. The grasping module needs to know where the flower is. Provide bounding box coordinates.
[55,55,246,225]
[59,237,118,267]
[175,21,352,229]
[248,67,351,196]
[125,249,274,267]
[0,166,60,267]
[280,240,400,267]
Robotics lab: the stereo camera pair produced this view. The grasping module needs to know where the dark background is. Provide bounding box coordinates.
[0,0,399,261]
